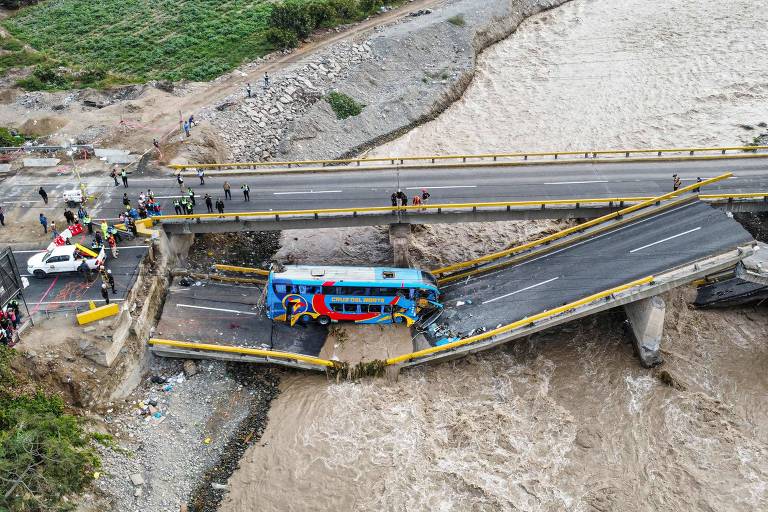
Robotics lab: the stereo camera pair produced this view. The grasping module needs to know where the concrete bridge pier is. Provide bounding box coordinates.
[389,223,412,268]
[624,296,665,367]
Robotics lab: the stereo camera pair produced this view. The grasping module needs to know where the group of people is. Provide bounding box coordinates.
[0,299,21,347]
[109,167,130,187]
[391,188,430,208]
[122,189,162,219]
[245,73,270,98]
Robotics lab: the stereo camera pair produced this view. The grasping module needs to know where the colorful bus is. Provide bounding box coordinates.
[266,265,442,327]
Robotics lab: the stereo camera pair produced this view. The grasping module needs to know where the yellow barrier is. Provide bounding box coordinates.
[77,303,119,325]
[149,190,765,227]
[432,173,732,276]
[386,276,654,365]
[148,339,337,368]
[75,243,98,258]
[214,264,270,276]
[167,145,768,171]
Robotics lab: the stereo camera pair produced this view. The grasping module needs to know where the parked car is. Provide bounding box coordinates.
[27,244,105,278]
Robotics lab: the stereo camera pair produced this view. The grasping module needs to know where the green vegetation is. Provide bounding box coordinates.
[0,347,100,512]
[447,14,466,27]
[326,91,364,119]
[2,0,402,90]
[0,127,26,147]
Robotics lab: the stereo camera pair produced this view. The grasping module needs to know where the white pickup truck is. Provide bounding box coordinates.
[27,245,106,279]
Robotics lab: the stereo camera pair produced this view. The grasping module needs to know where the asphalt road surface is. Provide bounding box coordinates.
[157,281,327,355]
[14,243,149,313]
[2,156,768,221]
[433,202,754,342]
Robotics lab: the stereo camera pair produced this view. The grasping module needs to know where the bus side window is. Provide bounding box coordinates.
[352,287,367,296]
[286,285,295,294]
[378,287,392,296]
[274,284,287,294]
[343,304,358,313]
[363,305,382,313]
[323,286,335,295]
[331,304,344,312]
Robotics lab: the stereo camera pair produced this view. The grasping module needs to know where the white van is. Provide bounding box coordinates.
[27,245,106,278]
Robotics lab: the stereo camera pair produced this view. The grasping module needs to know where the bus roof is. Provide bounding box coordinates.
[271,265,434,285]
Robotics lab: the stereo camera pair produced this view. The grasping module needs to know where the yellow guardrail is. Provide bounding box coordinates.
[77,303,119,325]
[386,276,654,365]
[213,264,270,276]
[148,339,337,368]
[432,173,732,277]
[167,145,768,171]
[148,189,765,227]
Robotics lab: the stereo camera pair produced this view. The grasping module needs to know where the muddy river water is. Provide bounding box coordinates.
[219,0,768,510]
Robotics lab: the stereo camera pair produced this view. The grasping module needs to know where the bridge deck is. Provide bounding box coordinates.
[426,201,753,345]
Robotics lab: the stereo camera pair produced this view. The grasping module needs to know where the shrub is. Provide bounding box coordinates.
[326,90,365,119]
[0,391,100,511]
[269,0,316,39]
[447,14,466,27]
[265,27,299,49]
[0,344,16,386]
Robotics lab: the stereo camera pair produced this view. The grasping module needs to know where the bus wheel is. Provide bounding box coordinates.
[317,315,331,326]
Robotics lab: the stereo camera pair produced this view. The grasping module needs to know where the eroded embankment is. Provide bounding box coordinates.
[277,0,571,161]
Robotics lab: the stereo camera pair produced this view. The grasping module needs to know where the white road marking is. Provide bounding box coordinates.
[405,185,477,190]
[273,190,342,195]
[176,303,260,315]
[14,245,149,254]
[543,180,609,185]
[629,227,701,253]
[482,277,560,304]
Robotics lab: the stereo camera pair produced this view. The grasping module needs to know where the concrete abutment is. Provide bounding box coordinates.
[389,223,412,268]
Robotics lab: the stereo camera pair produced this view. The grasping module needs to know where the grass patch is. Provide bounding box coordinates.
[2,0,407,89]
[0,127,26,147]
[447,14,466,27]
[326,91,365,119]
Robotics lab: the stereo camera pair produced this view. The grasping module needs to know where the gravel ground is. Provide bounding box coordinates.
[89,358,279,512]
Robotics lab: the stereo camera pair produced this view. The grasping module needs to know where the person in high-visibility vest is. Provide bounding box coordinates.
[100,220,108,240]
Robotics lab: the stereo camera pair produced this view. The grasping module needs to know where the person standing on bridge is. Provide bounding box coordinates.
[672,174,681,191]
[391,192,398,209]
[101,284,110,305]
[396,189,408,207]
[205,193,213,213]
[216,198,224,214]
[177,172,185,193]
[121,168,128,187]
[242,183,250,201]
[197,168,205,185]
[223,181,232,200]
[421,188,430,205]
[187,187,196,207]
[173,199,181,215]
[412,194,421,209]
[110,167,118,186]
[38,186,48,204]
[83,212,93,235]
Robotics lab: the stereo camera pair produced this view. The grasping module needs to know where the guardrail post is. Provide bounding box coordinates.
[657,151,662,156]
[584,152,589,158]
[593,152,597,158]
[506,205,511,212]
[288,163,291,168]
[314,212,319,219]
[391,159,394,165]
[722,149,726,155]
[625,152,630,157]
[554,154,558,160]
[437,207,442,214]
[493,156,497,161]
[235,216,240,222]
[575,203,580,208]
[689,150,694,155]
[431,158,435,163]
[400,159,404,164]
[524,155,528,160]
[357,160,360,166]
[609,201,613,207]
[540,204,545,210]
[353,211,357,217]
[196,217,201,224]
[620,201,625,207]
[275,214,280,221]
[472,206,477,212]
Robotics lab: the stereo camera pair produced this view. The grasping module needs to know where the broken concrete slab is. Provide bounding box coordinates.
[103,154,140,165]
[94,148,131,157]
[0,164,11,173]
[624,296,665,367]
[389,223,411,268]
[129,473,145,486]
[23,158,60,167]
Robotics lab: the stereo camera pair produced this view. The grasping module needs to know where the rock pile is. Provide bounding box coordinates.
[200,41,374,162]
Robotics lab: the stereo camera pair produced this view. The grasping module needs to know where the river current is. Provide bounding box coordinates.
[220,0,768,510]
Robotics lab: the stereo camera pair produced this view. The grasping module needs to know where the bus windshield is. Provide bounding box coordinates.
[266,265,442,327]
